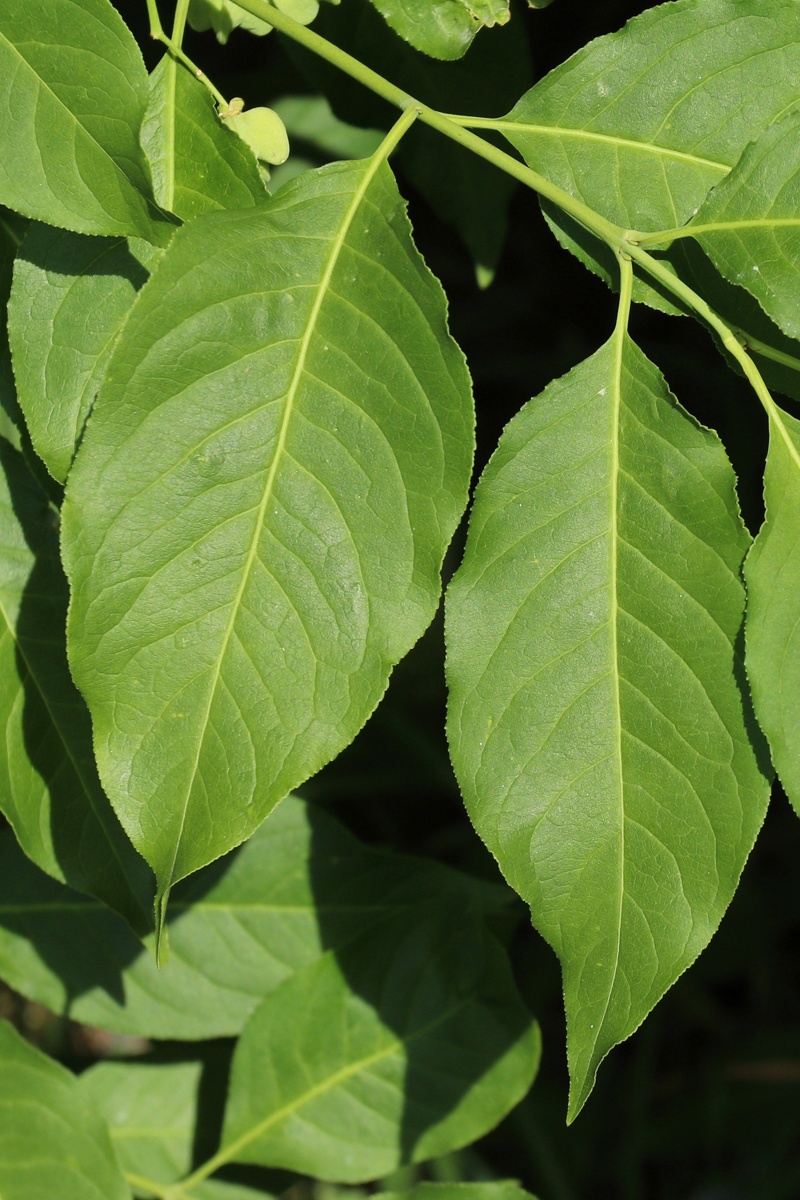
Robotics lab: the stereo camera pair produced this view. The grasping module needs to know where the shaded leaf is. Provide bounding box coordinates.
[376,1185,539,1200]
[62,158,474,910]
[745,405,800,815]
[0,0,171,243]
[365,0,482,60]
[141,57,267,222]
[689,112,800,341]
[0,795,507,1039]
[8,225,157,483]
[189,0,329,43]
[220,913,539,1181]
[0,1018,131,1200]
[0,443,151,931]
[446,338,771,1117]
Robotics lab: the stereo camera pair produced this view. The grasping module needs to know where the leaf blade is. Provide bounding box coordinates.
[446,338,770,1116]
[0,0,171,243]
[62,159,474,902]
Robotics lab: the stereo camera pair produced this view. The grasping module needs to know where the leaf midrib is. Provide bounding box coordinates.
[165,158,387,892]
[500,121,728,175]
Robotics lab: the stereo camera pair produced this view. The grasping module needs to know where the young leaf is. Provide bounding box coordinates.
[0,443,151,932]
[496,0,800,296]
[0,0,171,244]
[688,112,800,341]
[745,405,800,816]
[218,914,539,1182]
[0,795,506,1039]
[446,336,771,1118]
[141,57,267,223]
[8,225,158,483]
[0,1019,131,1200]
[62,158,474,911]
[189,0,325,43]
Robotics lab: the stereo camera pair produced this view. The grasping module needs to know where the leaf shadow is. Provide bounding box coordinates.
[307,801,533,1166]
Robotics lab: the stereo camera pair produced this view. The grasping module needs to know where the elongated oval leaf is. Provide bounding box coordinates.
[446,338,771,1118]
[8,225,158,483]
[688,112,800,341]
[0,795,506,1039]
[0,1019,131,1200]
[220,914,539,1182]
[0,443,151,931]
[141,57,267,223]
[745,405,800,814]
[62,158,474,908]
[0,0,171,244]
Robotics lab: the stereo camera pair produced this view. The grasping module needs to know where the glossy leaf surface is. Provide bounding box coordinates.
[8,225,156,483]
[0,444,150,931]
[689,112,800,341]
[221,914,539,1181]
[365,0,483,60]
[0,795,505,1039]
[745,406,800,814]
[0,0,170,243]
[0,1019,131,1200]
[446,337,770,1117]
[62,158,474,906]
[141,57,267,222]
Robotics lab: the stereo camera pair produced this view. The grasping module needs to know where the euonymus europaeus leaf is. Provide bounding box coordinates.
[0,0,171,244]
[0,1019,131,1200]
[189,0,325,43]
[446,333,771,1118]
[218,913,539,1182]
[141,58,267,223]
[745,406,800,816]
[0,795,506,1039]
[688,112,800,341]
[366,0,483,61]
[62,157,474,919]
[8,225,157,483]
[497,0,800,298]
[0,443,151,932]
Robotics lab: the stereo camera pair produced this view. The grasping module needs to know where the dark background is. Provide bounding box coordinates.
[49,1,800,1195]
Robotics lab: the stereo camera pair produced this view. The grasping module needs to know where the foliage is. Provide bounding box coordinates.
[0,0,799,1196]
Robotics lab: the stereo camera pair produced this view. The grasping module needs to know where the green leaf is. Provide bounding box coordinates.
[222,106,290,167]
[0,443,151,931]
[365,0,491,61]
[745,405,800,815]
[0,210,24,451]
[62,158,474,910]
[497,0,800,297]
[0,795,506,1039]
[219,914,539,1182]
[8,225,157,483]
[141,58,267,223]
[80,1055,288,1199]
[688,112,800,341]
[0,1018,131,1200]
[375,1185,539,1200]
[0,0,172,244]
[446,337,771,1118]
[80,1059,204,1193]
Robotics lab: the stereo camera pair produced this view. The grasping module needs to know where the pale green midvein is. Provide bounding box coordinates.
[639,216,800,244]
[449,116,729,175]
[155,107,419,926]
[586,255,633,1082]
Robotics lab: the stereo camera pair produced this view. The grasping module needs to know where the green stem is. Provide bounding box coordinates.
[171,0,192,45]
[227,0,626,252]
[145,0,228,107]
[735,332,800,373]
[625,242,778,419]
